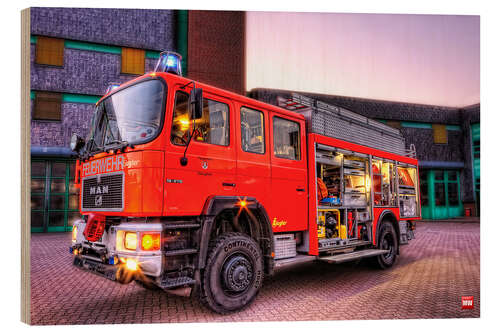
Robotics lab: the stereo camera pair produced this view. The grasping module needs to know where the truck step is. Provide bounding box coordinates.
[164,248,198,256]
[159,276,196,289]
[318,249,389,264]
[274,254,316,270]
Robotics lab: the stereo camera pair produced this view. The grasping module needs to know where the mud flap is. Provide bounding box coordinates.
[399,221,415,245]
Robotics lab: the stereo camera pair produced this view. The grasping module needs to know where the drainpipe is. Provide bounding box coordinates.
[176,10,188,76]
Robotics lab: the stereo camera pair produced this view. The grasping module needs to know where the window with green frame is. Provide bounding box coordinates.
[471,123,480,198]
[433,170,460,207]
[31,159,80,232]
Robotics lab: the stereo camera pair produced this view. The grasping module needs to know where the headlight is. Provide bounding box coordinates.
[72,226,78,242]
[124,232,138,250]
[141,232,161,251]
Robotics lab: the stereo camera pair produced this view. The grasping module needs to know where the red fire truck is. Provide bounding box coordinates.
[70,51,419,314]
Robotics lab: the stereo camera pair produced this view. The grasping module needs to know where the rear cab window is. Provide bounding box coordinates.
[273,116,301,160]
[240,106,265,154]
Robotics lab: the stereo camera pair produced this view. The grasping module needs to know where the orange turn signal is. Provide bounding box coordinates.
[141,233,161,251]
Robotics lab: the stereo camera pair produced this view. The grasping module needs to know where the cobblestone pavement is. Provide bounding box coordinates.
[30,221,480,325]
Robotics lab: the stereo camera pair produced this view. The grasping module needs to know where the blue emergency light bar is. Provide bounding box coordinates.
[154,51,182,76]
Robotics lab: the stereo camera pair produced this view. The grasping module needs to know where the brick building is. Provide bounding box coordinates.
[29,8,478,232]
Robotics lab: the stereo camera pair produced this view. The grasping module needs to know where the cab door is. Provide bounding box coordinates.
[269,114,308,232]
[164,88,236,216]
[235,104,271,210]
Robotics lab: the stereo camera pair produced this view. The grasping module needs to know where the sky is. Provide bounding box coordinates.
[246,12,479,107]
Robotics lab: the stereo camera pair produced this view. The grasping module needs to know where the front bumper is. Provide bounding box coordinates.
[71,220,163,277]
[73,255,118,281]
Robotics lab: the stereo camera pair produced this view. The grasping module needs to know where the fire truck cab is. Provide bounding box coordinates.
[70,52,419,314]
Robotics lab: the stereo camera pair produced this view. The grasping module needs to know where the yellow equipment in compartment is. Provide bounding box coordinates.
[317,208,341,239]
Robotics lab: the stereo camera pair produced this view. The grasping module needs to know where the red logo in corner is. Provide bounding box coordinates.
[461,296,474,309]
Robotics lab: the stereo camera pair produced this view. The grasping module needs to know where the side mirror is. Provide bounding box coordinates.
[70,133,85,152]
[189,88,203,120]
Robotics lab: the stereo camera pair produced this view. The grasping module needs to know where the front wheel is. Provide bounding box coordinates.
[373,220,398,269]
[199,232,264,314]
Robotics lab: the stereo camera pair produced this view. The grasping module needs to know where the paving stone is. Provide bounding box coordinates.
[30,221,480,324]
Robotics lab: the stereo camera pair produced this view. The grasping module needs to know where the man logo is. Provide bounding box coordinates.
[95,195,103,207]
[201,161,208,170]
[90,185,109,195]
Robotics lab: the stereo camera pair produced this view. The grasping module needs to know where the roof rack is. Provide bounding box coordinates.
[278,93,414,157]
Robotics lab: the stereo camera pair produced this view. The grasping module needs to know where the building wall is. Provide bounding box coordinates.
[187,10,245,94]
[31,102,94,147]
[399,127,464,162]
[31,7,176,51]
[31,44,159,96]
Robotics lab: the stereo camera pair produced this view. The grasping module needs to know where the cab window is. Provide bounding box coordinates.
[241,107,265,154]
[171,91,230,146]
[273,116,300,160]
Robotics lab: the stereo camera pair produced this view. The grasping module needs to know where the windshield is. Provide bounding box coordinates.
[85,79,166,153]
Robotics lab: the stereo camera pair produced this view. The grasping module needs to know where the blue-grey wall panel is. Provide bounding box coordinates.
[31,45,158,96]
[30,7,176,51]
[31,102,95,148]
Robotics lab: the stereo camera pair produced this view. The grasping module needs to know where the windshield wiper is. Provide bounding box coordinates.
[104,139,133,152]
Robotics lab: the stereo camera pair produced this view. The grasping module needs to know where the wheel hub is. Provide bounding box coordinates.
[222,255,253,293]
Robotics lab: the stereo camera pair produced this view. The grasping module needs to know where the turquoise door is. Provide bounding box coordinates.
[419,169,463,220]
[31,159,81,232]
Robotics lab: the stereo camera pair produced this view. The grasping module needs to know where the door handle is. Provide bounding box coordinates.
[222,182,236,187]
[296,187,305,192]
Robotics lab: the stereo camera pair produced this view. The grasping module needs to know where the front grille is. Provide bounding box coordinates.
[82,172,123,211]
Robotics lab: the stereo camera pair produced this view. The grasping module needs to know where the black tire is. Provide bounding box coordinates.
[199,232,264,314]
[373,220,398,269]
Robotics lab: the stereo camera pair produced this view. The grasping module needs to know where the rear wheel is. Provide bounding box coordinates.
[373,220,398,269]
[199,232,264,314]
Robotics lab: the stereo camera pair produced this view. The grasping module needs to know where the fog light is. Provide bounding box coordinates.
[125,258,138,271]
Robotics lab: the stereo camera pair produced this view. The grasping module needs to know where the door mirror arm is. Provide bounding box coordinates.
[180,82,203,166]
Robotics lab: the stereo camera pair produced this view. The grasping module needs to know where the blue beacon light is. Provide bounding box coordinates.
[154,51,182,76]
